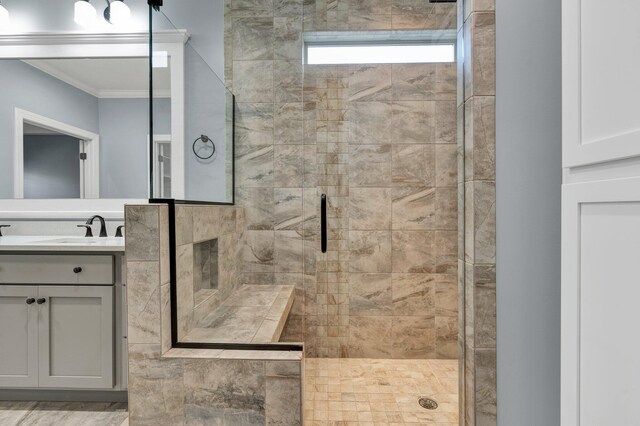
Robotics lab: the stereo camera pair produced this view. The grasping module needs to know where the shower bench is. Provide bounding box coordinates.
[182,284,295,344]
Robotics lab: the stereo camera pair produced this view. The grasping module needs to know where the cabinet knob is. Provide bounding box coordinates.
[73,267,83,273]
[36,298,46,305]
[26,298,35,305]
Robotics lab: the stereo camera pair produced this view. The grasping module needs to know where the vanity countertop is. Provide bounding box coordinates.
[0,236,125,252]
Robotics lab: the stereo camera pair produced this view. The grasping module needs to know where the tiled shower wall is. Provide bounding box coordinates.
[458,0,498,424]
[226,0,458,360]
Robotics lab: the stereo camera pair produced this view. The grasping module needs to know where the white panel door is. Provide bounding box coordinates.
[563,0,640,423]
[0,285,38,387]
[563,0,640,168]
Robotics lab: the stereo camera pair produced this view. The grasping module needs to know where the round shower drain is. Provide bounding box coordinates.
[418,397,438,410]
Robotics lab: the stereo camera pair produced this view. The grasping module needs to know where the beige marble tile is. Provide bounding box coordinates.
[126,261,161,345]
[349,273,392,316]
[242,230,275,273]
[274,230,304,273]
[391,100,435,144]
[274,60,303,103]
[274,16,303,60]
[237,187,275,230]
[232,17,274,60]
[391,315,436,358]
[158,206,170,286]
[233,60,274,102]
[160,283,172,355]
[349,230,392,273]
[436,230,458,274]
[475,349,497,425]
[349,187,392,230]
[235,102,274,147]
[274,102,303,144]
[392,64,437,101]
[304,357,458,424]
[465,95,496,181]
[392,273,436,316]
[274,187,303,230]
[436,275,458,319]
[266,375,302,425]
[348,316,392,358]
[436,187,458,230]
[391,186,436,230]
[348,65,393,102]
[236,144,274,188]
[392,144,436,187]
[392,230,436,273]
[469,12,496,98]
[125,206,159,262]
[436,63,457,101]
[437,315,459,359]
[347,102,393,145]
[183,359,266,425]
[471,181,496,264]
[349,144,392,187]
[474,265,496,349]
[436,144,458,188]
[128,344,184,426]
[274,144,304,187]
[176,244,194,340]
[192,206,223,243]
[174,206,194,248]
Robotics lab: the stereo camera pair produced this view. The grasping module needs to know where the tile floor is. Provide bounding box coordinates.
[304,358,458,425]
[0,402,128,426]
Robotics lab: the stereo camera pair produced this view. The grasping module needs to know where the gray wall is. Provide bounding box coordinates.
[495,0,562,424]
[0,60,99,198]
[24,135,81,199]
[161,0,225,79]
[184,46,227,202]
[98,98,170,198]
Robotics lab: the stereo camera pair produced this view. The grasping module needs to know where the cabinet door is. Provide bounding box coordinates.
[38,286,114,389]
[0,285,38,387]
[563,0,640,423]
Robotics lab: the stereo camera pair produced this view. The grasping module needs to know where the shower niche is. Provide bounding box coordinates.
[193,238,219,306]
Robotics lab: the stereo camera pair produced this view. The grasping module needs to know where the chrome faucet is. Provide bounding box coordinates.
[85,215,108,237]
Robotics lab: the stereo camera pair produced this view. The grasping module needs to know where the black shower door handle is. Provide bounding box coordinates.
[321,193,327,253]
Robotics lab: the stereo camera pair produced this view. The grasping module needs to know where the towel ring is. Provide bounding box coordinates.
[192,134,216,160]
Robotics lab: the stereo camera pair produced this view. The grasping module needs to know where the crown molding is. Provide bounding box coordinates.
[0,30,189,46]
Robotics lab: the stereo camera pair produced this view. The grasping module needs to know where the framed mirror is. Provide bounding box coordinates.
[0,30,187,217]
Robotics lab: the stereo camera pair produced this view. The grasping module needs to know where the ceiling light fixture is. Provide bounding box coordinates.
[104,0,131,26]
[75,0,131,28]
[74,0,97,27]
[0,1,11,30]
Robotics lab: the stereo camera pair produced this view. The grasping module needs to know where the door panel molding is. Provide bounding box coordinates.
[562,0,640,169]
[561,177,640,425]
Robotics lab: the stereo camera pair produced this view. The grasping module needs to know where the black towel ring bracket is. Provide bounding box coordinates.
[192,134,216,160]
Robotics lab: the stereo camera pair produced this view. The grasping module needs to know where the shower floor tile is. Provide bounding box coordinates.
[304,358,458,425]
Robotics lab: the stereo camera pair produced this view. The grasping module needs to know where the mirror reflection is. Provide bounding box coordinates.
[0,57,171,199]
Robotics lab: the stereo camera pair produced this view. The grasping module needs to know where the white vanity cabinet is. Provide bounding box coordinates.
[0,252,125,392]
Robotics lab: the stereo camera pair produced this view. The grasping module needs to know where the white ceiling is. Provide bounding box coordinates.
[22,57,171,99]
